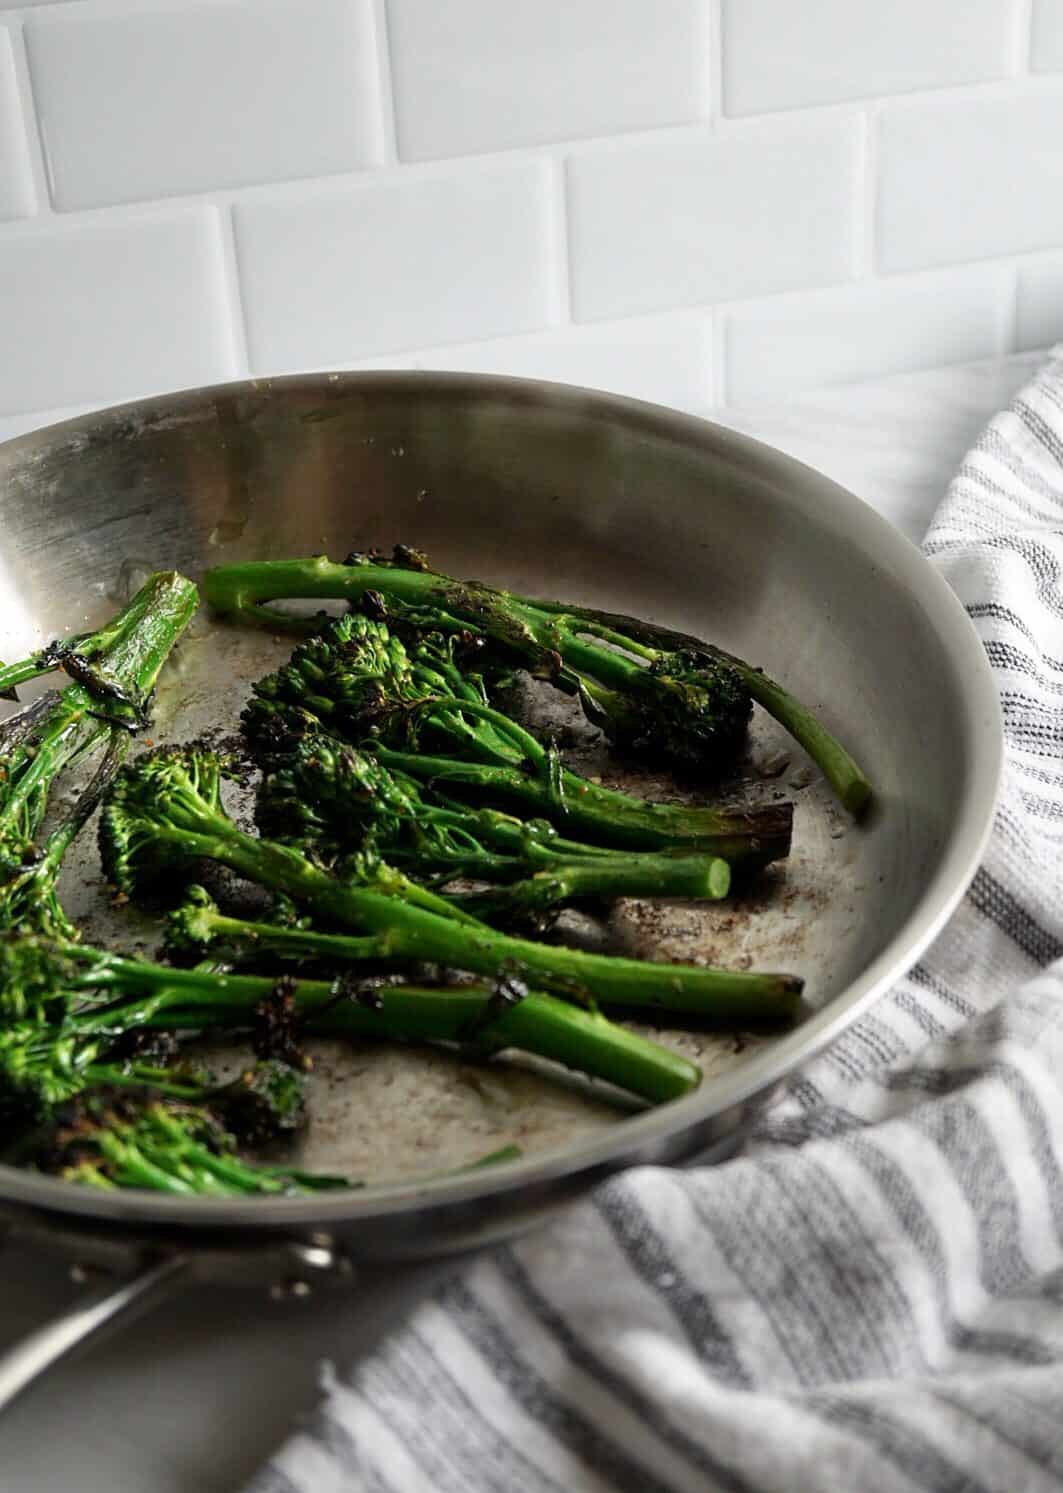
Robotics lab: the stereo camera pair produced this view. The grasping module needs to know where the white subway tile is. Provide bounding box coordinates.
[235,165,552,369]
[725,271,1007,403]
[568,119,858,321]
[878,90,1063,273]
[0,30,33,219]
[1032,0,1063,72]
[722,0,1011,115]
[387,0,708,161]
[25,0,379,211]
[0,214,235,414]
[353,316,712,411]
[1016,259,1063,350]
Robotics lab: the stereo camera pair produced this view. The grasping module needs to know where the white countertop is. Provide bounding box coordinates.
[0,350,1047,1493]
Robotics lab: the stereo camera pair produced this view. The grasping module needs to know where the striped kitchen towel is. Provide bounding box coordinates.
[250,348,1063,1493]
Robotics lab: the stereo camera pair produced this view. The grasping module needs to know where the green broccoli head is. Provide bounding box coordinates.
[99,747,234,897]
[31,1087,230,1191]
[32,1086,342,1195]
[163,883,224,960]
[0,1020,88,1129]
[256,733,418,850]
[0,860,77,941]
[582,648,752,770]
[0,931,81,1023]
[208,1059,309,1147]
[242,614,423,760]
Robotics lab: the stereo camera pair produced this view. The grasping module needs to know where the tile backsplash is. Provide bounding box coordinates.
[0,0,1060,429]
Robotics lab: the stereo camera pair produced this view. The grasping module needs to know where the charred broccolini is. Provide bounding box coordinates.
[257,732,732,927]
[99,745,803,1025]
[21,1087,345,1197]
[0,572,198,937]
[0,544,848,1200]
[0,929,701,1109]
[243,612,792,867]
[0,574,196,708]
[204,548,872,814]
[0,930,312,1130]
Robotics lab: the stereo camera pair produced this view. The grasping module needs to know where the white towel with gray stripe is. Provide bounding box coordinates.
[249,349,1063,1493]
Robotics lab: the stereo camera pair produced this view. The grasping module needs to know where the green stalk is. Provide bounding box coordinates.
[731,667,870,816]
[455,854,730,925]
[0,574,190,704]
[373,744,792,864]
[167,899,386,964]
[0,657,47,700]
[172,850,726,953]
[123,980,700,1105]
[0,574,198,866]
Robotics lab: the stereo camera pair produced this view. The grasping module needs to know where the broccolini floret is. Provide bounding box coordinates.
[26,1087,344,1196]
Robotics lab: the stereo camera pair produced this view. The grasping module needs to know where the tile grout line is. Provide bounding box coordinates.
[706,0,723,128]
[548,158,573,326]
[0,72,1059,233]
[856,106,878,281]
[1011,0,1035,74]
[368,0,400,166]
[215,203,251,377]
[4,18,53,219]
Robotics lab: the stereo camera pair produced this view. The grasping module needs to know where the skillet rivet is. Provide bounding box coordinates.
[270,1277,313,1301]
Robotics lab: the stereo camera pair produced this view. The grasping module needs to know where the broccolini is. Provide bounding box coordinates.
[203,548,871,813]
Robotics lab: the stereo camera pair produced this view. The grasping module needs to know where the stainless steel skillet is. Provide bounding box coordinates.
[0,371,1000,1405]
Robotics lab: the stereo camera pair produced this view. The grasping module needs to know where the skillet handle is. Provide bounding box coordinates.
[0,1252,189,1413]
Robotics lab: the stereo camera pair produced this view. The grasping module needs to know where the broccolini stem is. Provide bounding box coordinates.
[455,852,731,925]
[358,862,491,929]
[131,981,701,1105]
[373,743,792,864]
[0,573,194,710]
[2,711,99,845]
[63,1107,345,1196]
[0,657,45,700]
[0,575,197,896]
[93,1132,198,1195]
[732,667,871,817]
[458,1144,522,1170]
[167,899,386,964]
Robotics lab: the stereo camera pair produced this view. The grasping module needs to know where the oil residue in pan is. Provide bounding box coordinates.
[54,614,858,1185]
